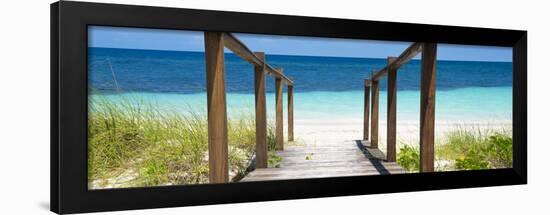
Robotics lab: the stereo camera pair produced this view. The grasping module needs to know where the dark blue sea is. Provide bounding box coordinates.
[88,47,512,94]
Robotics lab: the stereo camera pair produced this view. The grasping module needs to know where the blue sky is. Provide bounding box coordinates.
[89,26,512,62]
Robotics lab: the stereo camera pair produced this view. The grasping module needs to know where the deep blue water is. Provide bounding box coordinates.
[88,47,513,94]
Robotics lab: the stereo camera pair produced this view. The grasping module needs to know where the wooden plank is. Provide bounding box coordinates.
[252,163,404,172]
[204,32,229,183]
[363,79,371,141]
[248,166,406,176]
[370,79,379,148]
[277,152,367,159]
[279,148,365,154]
[275,69,284,150]
[222,33,293,85]
[288,85,294,142]
[281,144,360,150]
[372,42,422,80]
[419,43,437,172]
[276,148,366,155]
[387,57,397,162]
[242,141,407,182]
[254,52,268,168]
[280,145,359,150]
[242,169,407,182]
[269,160,401,169]
[281,157,383,165]
[279,149,384,161]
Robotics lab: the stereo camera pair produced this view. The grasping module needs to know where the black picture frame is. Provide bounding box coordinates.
[51,1,527,214]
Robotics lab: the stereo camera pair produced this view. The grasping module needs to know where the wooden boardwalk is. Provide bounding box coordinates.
[201,33,434,183]
[242,140,406,182]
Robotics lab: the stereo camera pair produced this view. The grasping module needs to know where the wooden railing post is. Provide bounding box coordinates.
[419,43,437,172]
[204,32,229,183]
[288,85,294,142]
[387,57,397,162]
[254,52,268,168]
[363,80,371,141]
[370,78,379,148]
[275,68,284,150]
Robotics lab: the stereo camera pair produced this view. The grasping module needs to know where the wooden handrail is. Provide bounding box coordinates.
[365,42,438,172]
[222,33,294,85]
[266,64,294,86]
[206,31,295,182]
[371,42,422,80]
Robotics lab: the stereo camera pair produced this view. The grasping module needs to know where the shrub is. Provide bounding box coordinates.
[439,126,512,170]
[485,134,513,168]
[397,126,512,172]
[455,149,490,170]
[397,145,420,172]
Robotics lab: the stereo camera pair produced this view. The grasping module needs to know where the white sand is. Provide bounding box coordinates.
[286,118,512,151]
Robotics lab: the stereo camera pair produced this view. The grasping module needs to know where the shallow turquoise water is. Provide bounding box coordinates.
[91,86,512,122]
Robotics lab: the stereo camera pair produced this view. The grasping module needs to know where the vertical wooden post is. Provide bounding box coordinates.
[275,69,284,150]
[254,52,268,168]
[204,32,228,183]
[288,85,294,142]
[363,80,371,141]
[387,57,397,162]
[370,78,379,148]
[419,43,437,172]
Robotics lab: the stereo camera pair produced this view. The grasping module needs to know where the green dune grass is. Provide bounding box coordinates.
[397,125,513,172]
[88,95,277,188]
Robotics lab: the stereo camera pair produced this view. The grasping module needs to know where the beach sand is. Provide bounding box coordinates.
[287,118,512,152]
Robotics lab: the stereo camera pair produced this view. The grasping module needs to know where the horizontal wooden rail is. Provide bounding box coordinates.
[222,33,294,85]
[371,42,422,80]
[266,64,294,85]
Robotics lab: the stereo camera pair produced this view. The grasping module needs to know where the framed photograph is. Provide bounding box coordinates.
[51,1,527,214]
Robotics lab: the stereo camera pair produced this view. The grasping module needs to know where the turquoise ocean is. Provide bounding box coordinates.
[88,47,512,123]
